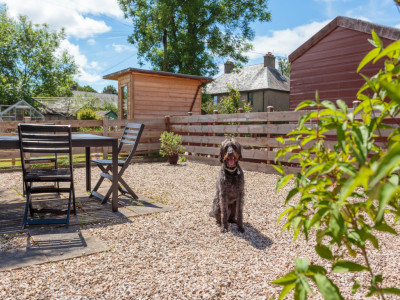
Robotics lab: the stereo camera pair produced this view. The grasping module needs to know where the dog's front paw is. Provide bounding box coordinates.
[237,226,245,233]
[221,226,228,233]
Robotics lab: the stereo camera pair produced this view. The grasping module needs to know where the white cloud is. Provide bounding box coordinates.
[87,38,96,45]
[57,40,101,83]
[246,20,331,59]
[112,43,135,53]
[396,24,400,29]
[2,0,123,38]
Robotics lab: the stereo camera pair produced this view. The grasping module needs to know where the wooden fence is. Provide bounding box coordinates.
[168,109,308,173]
[1,102,392,173]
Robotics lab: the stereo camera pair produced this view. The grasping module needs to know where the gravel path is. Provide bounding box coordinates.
[1,161,399,299]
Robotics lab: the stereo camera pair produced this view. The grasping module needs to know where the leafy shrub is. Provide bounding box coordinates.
[159,131,185,157]
[273,32,400,299]
[202,85,252,114]
[76,108,100,120]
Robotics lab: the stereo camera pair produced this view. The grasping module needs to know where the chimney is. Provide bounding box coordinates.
[224,61,234,74]
[264,52,275,68]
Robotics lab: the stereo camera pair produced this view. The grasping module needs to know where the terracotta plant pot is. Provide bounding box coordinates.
[167,154,179,164]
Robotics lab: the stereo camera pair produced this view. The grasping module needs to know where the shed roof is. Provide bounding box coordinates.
[289,16,400,63]
[204,64,290,95]
[103,68,213,82]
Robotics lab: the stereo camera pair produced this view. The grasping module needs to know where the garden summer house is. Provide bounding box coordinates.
[289,16,400,110]
[103,68,213,119]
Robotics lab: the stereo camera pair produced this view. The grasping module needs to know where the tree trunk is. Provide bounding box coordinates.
[163,29,167,72]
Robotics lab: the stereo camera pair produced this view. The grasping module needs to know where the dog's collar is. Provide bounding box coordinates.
[224,166,240,175]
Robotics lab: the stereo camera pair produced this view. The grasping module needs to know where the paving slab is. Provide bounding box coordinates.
[0,226,110,271]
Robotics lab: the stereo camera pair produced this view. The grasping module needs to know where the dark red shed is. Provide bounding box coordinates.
[289,16,400,110]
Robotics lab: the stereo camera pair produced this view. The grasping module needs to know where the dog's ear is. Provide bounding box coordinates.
[219,140,227,163]
[234,139,242,160]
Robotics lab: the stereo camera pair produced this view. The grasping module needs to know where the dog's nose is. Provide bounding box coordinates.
[228,151,233,156]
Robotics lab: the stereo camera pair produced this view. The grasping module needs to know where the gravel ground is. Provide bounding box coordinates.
[1,161,400,299]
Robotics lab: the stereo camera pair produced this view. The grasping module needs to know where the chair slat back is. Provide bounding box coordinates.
[118,123,144,164]
[18,124,73,176]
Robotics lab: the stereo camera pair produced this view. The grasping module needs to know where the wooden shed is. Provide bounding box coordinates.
[103,68,213,119]
[289,16,400,110]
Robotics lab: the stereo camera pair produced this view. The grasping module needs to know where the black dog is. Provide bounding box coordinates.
[210,138,245,233]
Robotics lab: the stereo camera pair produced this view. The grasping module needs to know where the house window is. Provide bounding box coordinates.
[248,92,253,105]
[213,95,218,106]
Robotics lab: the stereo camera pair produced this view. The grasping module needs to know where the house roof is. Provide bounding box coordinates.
[204,64,290,95]
[103,67,214,82]
[289,16,400,63]
[72,91,117,105]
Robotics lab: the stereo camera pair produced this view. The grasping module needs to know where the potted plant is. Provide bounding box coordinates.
[159,131,185,164]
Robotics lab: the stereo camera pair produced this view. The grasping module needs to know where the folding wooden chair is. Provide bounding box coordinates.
[18,124,76,229]
[90,123,144,204]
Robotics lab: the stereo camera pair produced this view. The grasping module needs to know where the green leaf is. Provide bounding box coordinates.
[298,275,313,295]
[278,283,296,300]
[277,207,293,224]
[308,265,327,275]
[296,100,317,111]
[371,30,383,48]
[381,288,400,296]
[315,244,333,260]
[285,188,299,204]
[329,210,345,243]
[295,258,309,273]
[380,80,400,104]
[376,183,398,224]
[336,99,348,114]
[337,122,346,153]
[272,271,298,285]
[373,40,400,63]
[271,164,285,175]
[374,223,398,235]
[313,273,344,300]
[370,143,400,187]
[357,47,380,72]
[332,261,369,273]
[294,282,307,300]
[352,280,361,294]
[277,174,295,191]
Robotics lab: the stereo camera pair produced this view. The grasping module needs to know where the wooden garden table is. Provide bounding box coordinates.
[0,133,120,212]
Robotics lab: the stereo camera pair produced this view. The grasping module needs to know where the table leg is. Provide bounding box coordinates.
[111,139,118,212]
[85,147,91,192]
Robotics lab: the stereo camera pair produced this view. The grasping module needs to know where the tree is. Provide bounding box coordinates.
[273,33,400,299]
[0,8,77,106]
[102,85,118,95]
[118,0,271,76]
[277,57,290,77]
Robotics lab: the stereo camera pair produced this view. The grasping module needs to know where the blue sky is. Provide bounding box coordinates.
[1,0,399,92]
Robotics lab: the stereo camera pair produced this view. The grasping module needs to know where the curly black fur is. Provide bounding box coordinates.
[209,138,245,233]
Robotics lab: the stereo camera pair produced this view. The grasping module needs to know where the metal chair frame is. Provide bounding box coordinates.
[18,124,76,228]
[90,123,144,204]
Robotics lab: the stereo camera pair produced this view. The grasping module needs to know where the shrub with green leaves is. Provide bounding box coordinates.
[159,131,185,157]
[202,85,252,114]
[272,31,400,299]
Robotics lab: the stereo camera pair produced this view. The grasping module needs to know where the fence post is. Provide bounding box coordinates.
[213,110,218,152]
[267,106,274,165]
[102,116,109,159]
[238,108,244,137]
[165,115,171,132]
[353,100,361,109]
[187,112,192,156]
